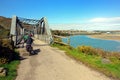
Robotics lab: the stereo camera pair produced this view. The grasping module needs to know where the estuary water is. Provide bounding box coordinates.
[62,35,120,52]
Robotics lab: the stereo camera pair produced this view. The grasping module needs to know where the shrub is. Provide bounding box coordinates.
[77,46,97,55]
[0,39,14,50]
[108,52,120,60]
[0,39,15,64]
[53,37,62,42]
[0,47,14,63]
[0,57,8,64]
[95,48,108,58]
[67,45,74,50]
[77,45,120,60]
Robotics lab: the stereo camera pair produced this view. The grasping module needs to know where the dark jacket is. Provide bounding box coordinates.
[26,37,33,45]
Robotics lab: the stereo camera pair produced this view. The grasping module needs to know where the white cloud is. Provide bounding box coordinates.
[89,17,120,23]
[49,17,120,31]
[49,24,82,30]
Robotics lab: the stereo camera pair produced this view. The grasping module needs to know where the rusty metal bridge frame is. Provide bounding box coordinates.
[10,15,53,47]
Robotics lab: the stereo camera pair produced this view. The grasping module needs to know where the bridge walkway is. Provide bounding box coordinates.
[15,38,112,80]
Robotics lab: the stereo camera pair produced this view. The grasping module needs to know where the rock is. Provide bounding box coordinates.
[101,58,111,64]
[0,67,7,77]
[0,67,4,73]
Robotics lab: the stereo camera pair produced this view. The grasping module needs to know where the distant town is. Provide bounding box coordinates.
[52,30,120,36]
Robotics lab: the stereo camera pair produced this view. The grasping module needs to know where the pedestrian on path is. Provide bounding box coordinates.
[21,33,29,48]
[24,34,29,43]
[26,34,34,55]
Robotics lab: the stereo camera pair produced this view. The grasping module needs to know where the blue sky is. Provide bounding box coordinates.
[0,0,120,30]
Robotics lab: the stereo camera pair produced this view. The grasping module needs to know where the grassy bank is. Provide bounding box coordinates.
[0,60,20,80]
[0,39,20,80]
[51,43,120,80]
[0,49,20,80]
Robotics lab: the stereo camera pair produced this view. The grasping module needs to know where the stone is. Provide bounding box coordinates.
[0,67,4,73]
[101,58,111,64]
[0,67,7,77]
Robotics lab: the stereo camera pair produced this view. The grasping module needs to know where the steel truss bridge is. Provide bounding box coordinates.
[10,15,53,47]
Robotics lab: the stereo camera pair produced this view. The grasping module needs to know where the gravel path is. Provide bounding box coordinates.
[16,39,113,80]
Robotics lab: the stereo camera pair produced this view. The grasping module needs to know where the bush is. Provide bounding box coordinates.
[0,47,14,64]
[77,46,97,55]
[95,48,108,58]
[0,57,8,64]
[54,37,62,42]
[77,45,120,60]
[67,45,74,50]
[0,39,14,50]
[0,39,15,64]
[108,52,120,60]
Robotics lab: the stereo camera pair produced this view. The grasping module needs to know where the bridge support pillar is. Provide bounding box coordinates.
[10,16,17,46]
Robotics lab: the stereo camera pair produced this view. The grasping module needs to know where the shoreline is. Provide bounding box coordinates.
[87,33,120,42]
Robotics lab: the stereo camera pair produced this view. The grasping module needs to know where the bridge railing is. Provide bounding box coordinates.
[34,34,53,44]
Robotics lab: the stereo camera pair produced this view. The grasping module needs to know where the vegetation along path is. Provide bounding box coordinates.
[16,38,113,80]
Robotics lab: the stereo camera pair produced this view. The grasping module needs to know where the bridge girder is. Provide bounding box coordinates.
[10,15,53,47]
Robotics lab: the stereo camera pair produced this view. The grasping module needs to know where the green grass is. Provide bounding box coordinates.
[0,60,20,80]
[51,43,120,80]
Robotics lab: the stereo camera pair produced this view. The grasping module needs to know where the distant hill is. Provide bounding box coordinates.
[0,16,11,30]
[0,16,33,38]
[0,16,32,29]
[0,16,11,38]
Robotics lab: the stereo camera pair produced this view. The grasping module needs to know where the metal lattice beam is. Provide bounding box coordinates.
[10,15,53,47]
[18,17,39,24]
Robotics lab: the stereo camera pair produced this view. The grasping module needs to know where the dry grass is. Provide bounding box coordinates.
[77,46,120,60]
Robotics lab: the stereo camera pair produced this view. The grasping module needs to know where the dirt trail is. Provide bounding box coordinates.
[16,39,113,80]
